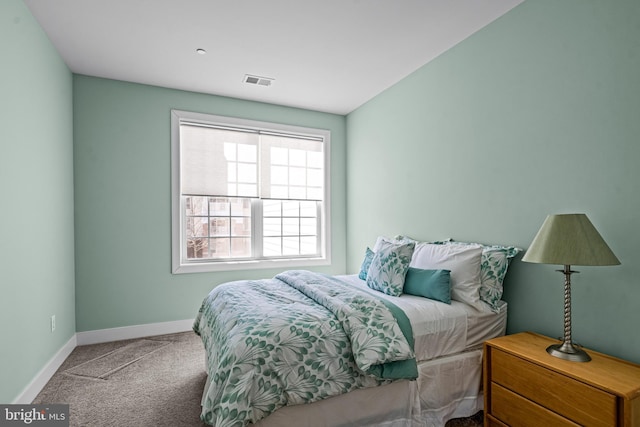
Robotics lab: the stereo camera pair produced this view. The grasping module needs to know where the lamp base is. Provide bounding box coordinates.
[547,341,591,362]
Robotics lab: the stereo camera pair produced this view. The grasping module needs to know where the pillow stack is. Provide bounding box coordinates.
[429,239,521,312]
[410,242,483,310]
[360,235,521,312]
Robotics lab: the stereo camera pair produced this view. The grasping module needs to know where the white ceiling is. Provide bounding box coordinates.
[24,0,523,115]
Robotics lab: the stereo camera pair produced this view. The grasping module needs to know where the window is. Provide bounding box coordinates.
[171,110,330,273]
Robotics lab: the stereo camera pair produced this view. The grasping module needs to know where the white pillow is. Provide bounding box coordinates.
[410,243,485,311]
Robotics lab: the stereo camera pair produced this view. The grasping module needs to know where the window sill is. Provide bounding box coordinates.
[172,256,330,274]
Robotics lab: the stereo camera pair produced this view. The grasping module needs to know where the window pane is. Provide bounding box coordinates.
[210,238,230,258]
[283,218,299,236]
[263,200,281,217]
[237,162,257,183]
[301,236,317,255]
[185,196,207,216]
[231,238,251,257]
[307,168,323,187]
[271,165,288,185]
[263,237,282,256]
[300,201,317,217]
[210,217,229,237]
[270,147,288,165]
[209,199,229,216]
[263,218,281,236]
[289,149,306,166]
[307,151,323,168]
[187,238,208,259]
[289,167,306,185]
[283,237,299,255]
[300,218,316,235]
[282,201,299,217]
[231,217,251,237]
[230,199,251,216]
[186,217,208,238]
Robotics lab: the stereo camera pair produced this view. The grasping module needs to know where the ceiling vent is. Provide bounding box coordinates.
[243,74,274,87]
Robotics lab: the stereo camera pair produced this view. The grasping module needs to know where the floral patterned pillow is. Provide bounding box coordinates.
[358,247,375,280]
[366,240,415,296]
[477,246,521,311]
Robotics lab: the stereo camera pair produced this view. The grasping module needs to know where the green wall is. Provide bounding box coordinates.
[347,0,640,363]
[4,0,640,404]
[0,0,75,403]
[73,76,347,332]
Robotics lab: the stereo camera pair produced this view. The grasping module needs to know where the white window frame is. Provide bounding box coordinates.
[171,110,331,273]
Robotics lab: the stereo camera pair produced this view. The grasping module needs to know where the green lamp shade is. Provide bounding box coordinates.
[522,214,620,266]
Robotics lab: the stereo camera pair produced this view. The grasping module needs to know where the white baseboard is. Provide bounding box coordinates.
[13,334,77,404]
[14,319,195,403]
[76,319,195,346]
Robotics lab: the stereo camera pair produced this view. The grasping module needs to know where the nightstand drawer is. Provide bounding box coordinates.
[491,382,580,427]
[492,349,616,426]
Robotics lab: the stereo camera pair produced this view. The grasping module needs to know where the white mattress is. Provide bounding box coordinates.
[337,275,507,362]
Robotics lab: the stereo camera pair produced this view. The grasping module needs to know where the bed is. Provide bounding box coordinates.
[193,237,520,427]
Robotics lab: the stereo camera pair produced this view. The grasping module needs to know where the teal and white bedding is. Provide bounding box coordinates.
[193,270,418,427]
[336,274,508,363]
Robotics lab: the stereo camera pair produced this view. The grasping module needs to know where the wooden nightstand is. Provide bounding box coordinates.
[484,332,640,427]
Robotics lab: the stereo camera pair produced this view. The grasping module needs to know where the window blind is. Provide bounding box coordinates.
[180,122,324,201]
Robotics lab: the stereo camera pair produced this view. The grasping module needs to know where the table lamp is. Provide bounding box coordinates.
[522,213,620,362]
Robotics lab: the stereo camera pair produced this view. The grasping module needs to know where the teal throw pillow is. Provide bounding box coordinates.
[403,268,452,304]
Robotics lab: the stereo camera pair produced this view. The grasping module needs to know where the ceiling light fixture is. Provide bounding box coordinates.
[196,48,206,55]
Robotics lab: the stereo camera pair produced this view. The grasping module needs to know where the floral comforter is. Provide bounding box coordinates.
[193,270,417,427]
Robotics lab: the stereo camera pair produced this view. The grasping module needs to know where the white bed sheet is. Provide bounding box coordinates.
[336,274,507,362]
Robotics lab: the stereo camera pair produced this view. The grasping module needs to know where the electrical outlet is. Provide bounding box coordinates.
[51,315,56,332]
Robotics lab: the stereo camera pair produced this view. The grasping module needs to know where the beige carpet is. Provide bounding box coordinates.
[34,332,208,427]
[64,339,171,379]
[33,331,482,426]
